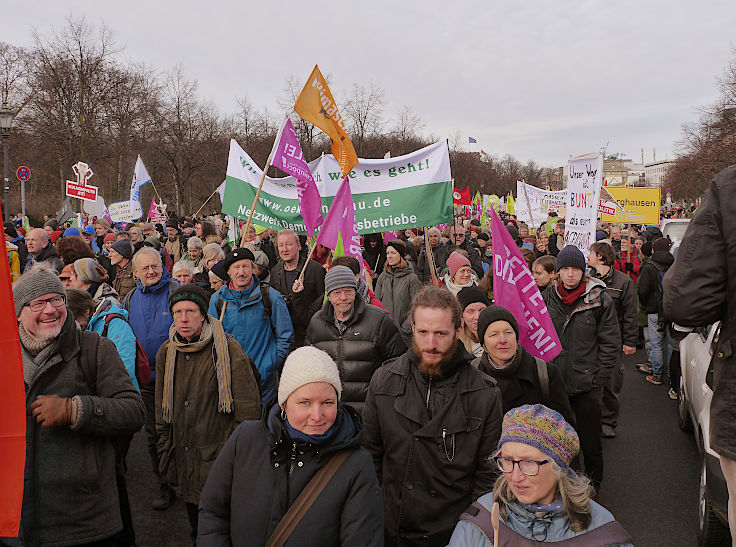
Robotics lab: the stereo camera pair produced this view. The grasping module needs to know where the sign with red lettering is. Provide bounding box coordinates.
[66,181,99,202]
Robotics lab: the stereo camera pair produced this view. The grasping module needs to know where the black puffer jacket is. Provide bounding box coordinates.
[198,404,383,547]
[362,345,503,546]
[593,265,639,347]
[306,297,407,412]
[543,278,621,394]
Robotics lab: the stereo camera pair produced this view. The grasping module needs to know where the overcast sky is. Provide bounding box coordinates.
[6,1,736,166]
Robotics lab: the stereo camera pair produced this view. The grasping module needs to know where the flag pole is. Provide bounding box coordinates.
[424,227,439,285]
[297,238,318,282]
[521,180,539,242]
[192,187,220,218]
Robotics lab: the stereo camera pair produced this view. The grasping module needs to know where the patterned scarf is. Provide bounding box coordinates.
[161,317,232,423]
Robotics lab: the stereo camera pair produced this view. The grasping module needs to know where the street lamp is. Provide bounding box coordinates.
[0,101,18,222]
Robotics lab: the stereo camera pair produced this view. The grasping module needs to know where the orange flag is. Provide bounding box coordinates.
[294,65,359,178]
[0,206,26,537]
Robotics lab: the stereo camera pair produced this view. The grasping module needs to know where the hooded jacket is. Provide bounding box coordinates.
[543,278,621,394]
[362,345,503,546]
[638,250,674,315]
[374,262,423,340]
[20,315,144,546]
[305,297,407,412]
[87,301,139,391]
[198,404,383,546]
[592,265,639,347]
[28,242,64,273]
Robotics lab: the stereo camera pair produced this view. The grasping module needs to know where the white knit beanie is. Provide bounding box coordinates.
[278,347,342,405]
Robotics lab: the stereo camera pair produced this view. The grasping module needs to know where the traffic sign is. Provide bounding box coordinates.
[16,166,30,182]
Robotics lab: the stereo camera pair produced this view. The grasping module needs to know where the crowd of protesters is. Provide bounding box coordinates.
[3,196,701,547]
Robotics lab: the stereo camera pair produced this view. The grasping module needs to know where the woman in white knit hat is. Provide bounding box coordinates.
[198,346,383,546]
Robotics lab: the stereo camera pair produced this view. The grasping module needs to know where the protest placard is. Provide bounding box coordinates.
[222,139,453,234]
[600,187,661,224]
[515,182,567,227]
[108,200,143,223]
[564,153,602,256]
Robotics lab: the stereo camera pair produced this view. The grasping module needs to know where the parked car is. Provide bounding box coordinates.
[678,321,732,546]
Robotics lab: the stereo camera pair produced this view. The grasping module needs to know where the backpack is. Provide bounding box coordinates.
[215,281,273,322]
[101,313,151,388]
[655,268,667,315]
[533,357,550,402]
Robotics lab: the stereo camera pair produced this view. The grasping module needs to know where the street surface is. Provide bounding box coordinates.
[125,349,703,546]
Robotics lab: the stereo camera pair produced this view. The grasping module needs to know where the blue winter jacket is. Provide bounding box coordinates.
[124,268,178,384]
[209,277,294,405]
[87,304,140,392]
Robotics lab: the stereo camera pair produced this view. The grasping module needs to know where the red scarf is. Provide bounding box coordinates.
[557,280,587,306]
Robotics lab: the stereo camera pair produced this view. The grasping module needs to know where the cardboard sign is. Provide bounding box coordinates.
[599,187,661,224]
[65,181,98,202]
[108,200,143,223]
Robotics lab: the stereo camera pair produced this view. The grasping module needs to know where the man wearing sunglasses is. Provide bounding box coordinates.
[13,268,144,546]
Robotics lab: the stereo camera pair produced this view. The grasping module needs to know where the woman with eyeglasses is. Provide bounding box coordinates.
[448,404,632,546]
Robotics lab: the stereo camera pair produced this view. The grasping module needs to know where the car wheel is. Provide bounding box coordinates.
[679,376,693,432]
[698,452,732,546]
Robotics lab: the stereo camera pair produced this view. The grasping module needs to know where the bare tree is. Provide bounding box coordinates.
[342,81,385,155]
[0,42,32,110]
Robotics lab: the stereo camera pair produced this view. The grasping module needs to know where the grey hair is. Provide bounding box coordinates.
[427,227,441,236]
[132,246,162,269]
[128,226,144,241]
[187,236,204,249]
[492,459,593,532]
[172,260,196,276]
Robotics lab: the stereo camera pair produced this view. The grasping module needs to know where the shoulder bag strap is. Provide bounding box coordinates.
[265,450,351,547]
[534,357,550,402]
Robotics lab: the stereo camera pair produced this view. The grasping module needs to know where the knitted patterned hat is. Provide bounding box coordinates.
[73,258,108,283]
[555,245,586,272]
[278,346,342,405]
[446,251,471,278]
[13,270,66,315]
[324,265,357,295]
[498,404,579,473]
[169,283,210,317]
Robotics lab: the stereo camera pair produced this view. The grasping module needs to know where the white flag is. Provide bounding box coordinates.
[130,155,152,204]
[216,181,226,205]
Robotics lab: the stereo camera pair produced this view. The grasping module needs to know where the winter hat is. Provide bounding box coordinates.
[63,227,81,237]
[652,237,671,252]
[457,286,491,311]
[103,233,116,244]
[44,219,59,231]
[447,251,471,278]
[555,245,586,272]
[278,346,342,405]
[166,217,179,230]
[73,258,108,283]
[595,230,607,241]
[476,233,490,242]
[385,239,407,256]
[641,241,653,257]
[324,265,357,295]
[4,222,18,239]
[168,283,210,317]
[111,238,134,260]
[251,250,270,271]
[82,225,96,235]
[498,404,579,474]
[144,235,161,250]
[221,248,255,272]
[14,270,66,315]
[477,305,519,342]
[209,259,228,281]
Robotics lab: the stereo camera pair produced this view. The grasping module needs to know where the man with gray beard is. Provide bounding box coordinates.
[13,267,144,546]
[362,285,503,546]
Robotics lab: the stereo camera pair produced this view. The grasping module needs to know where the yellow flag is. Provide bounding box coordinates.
[294,65,359,178]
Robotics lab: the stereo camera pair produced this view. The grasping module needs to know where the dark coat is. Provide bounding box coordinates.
[416,242,448,284]
[374,262,423,340]
[155,333,262,504]
[362,345,503,546]
[663,164,736,459]
[306,297,407,412]
[638,251,674,315]
[30,242,64,273]
[198,404,383,547]
[270,256,325,347]
[593,266,639,347]
[474,348,576,428]
[21,320,145,546]
[113,259,137,302]
[543,278,621,394]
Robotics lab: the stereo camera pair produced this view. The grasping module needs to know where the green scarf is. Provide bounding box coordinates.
[161,317,232,423]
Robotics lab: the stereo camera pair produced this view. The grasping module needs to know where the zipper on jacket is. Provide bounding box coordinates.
[289,441,298,474]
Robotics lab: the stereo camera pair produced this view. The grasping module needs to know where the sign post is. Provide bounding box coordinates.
[15,166,30,221]
[65,162,99,203]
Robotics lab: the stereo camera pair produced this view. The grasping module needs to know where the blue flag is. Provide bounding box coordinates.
[468,136,477,143]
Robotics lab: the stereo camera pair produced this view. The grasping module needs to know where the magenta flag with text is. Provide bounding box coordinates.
[272,115,324,237]
[491,207,561,361]
[316,177,362,271]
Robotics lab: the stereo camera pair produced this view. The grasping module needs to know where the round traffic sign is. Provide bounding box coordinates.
[16,166,31,182]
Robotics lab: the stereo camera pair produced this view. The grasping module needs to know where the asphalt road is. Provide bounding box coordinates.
[123,349,706,546]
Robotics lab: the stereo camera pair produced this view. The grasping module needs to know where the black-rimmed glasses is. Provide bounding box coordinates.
[494,455,550,476]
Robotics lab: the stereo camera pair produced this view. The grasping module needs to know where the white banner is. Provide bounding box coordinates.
[108,200,143,223]
[564,153,602,256]
[515,182,567,227]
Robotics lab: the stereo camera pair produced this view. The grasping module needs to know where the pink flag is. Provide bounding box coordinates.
[383,230,398,244]
[103,208,113,224]
[147,199,158,220]
[491,207,561,361]
[272,115,324,237]
[316,177,362,271]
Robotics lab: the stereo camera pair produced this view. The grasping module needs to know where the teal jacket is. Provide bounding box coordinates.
[88,303,140,392]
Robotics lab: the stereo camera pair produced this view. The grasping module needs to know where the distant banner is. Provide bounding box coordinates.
[108,200,143,223]
[222,140,453,234]
[600,187,661,224]
[564,153,602,256]
[515,182,567,227]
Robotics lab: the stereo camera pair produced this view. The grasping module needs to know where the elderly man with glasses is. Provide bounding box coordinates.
[13,268,144,546]
[122,246,180,510]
